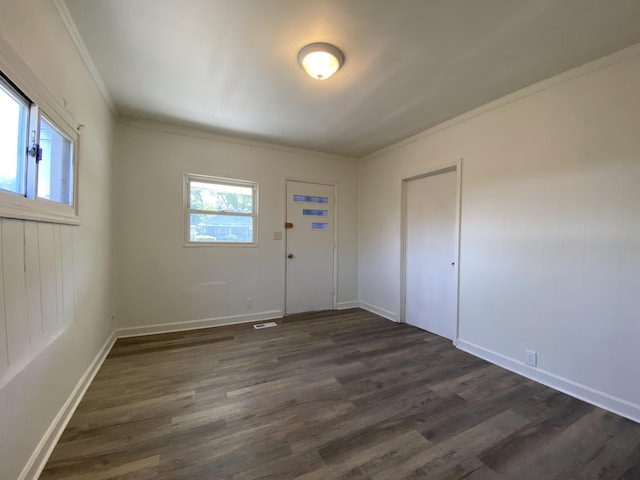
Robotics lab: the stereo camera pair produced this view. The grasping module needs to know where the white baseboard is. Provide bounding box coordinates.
[18,310,282,478]
[337,301,359,310]
[18,331,117,480]
[116,310,283,338]
[358,301,398,322]
[457,339,640,424]
[24,313,638,480]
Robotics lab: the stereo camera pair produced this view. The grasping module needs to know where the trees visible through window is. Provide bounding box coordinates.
[185,174,257,245]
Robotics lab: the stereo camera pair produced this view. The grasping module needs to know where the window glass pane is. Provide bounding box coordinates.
[38,117,73,205]
[0,81,28,194]
[190,213,254,243]
[302,209,328,216]
[293,195,328,203]
[311,222,328,230]
[190,181,253,213]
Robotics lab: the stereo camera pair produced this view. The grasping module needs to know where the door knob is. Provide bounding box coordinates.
[288,253,294,259]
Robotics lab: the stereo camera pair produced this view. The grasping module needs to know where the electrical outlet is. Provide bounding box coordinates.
[525,349,537,367]
[245,298,253,308]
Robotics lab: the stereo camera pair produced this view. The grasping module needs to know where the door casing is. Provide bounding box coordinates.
[284,178,338,315]
[400,159,463,344]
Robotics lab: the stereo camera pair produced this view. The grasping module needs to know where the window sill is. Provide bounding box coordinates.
[0,191,79,225]
[183,241,258,248]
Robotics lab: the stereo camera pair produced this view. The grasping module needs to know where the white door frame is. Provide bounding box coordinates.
[283,178,338,314]
[400,159,463,344]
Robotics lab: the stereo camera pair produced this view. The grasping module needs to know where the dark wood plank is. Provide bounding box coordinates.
[39,308,640,479]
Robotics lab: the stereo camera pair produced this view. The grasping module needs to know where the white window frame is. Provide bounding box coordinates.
[184,173,258,247]
[0,35,80,225]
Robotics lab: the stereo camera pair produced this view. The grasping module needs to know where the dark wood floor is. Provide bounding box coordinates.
[40,309,640,479]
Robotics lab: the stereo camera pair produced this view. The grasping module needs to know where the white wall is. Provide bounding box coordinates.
[359,47,640,420]
[115,121,359,332]
[0,1,116,479]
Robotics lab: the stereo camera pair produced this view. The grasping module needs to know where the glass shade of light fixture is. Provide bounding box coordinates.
[298,43,344,80]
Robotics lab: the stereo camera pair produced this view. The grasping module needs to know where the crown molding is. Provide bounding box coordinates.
[119,117,359,163]
[363,41,640,162]
[53,0,119,119]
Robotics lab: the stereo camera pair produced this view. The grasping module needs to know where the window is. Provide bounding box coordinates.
[0,71,78,223]
[38,117,74,205]
[0,76,28,195]
[185,174,257,245]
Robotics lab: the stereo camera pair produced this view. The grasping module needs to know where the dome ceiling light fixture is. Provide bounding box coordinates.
[298,42,345,80]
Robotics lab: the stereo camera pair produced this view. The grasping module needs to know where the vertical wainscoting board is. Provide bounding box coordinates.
[24,221,43,347]
[2,220,31,366]
[37,223,59,340]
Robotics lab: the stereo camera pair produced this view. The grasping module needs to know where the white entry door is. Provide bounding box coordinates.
[285,181,335,314]
[404,168,458,340]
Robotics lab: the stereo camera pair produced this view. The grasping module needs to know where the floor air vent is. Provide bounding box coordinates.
[253,322,278,330]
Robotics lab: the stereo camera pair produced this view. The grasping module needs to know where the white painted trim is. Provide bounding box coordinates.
[0,191,80,226]
[0,33,82,225]
[18,331,117,480]
[359,302,398,322]
[116,310,283,338]
[17,311,640,479]
[120,118,358,163]
[182,173,258,247]
[52,0,118,118]
[333,184,339,311]
[283,179,338,315]
[399,161,462,338]
[362,41,640,162]
[457,339,640,424]
[337,301,359,310]
[18,310,280,478]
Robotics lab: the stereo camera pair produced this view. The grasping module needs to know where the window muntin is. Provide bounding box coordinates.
[186,175,257,245]
[0,77,29,195]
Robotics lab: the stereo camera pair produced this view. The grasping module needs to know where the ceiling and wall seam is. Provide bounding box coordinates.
[119,118,359,163]
[53,0,119,119]
[362,41,640,163]
[54,1,640,161]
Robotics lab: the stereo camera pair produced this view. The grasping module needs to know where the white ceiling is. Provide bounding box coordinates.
[63,0,640,158]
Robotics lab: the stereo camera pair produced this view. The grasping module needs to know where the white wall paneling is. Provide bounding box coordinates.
[0,221,85,388]
[24,222,43,348]
[60,226,76,329]
[38,223,59,338]
[2,220,31,368]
